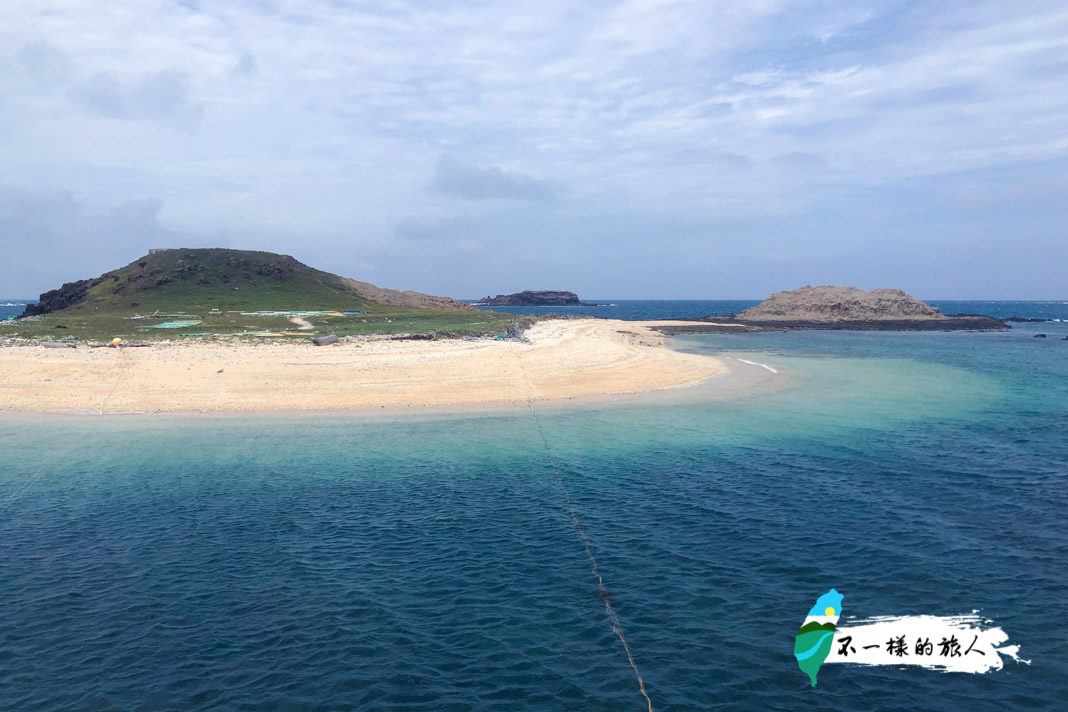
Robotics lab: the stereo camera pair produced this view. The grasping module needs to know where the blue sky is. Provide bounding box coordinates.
[1,0,1066,299]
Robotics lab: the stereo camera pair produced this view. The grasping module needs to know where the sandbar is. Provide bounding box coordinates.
[0,319,733,414]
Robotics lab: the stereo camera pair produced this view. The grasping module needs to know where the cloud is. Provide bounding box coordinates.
[395,214,477,240]
[71,73,127,117]
[0,186,194,296]
[70,69,201,123]
[1,1,1067,298]
[234,51,257,77]
[429,156,556,202]
[773,152,828,169]
[131,70,199,120]
[17,41,76,79]
[665,149,754,169]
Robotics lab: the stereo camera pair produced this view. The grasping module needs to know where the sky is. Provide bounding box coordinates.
[1,0,1066,300]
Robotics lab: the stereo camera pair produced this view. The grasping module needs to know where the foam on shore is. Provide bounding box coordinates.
[735,358,779,374]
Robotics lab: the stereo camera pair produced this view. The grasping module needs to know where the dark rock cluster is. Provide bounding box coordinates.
[480,290,597,306]
[22,278,100,316]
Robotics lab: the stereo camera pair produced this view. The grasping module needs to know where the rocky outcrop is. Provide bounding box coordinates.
[650,284,1009,333]
[480,290,595,306]
[23,277,101,316]
[737,285,944,322]
[342,279,475,311]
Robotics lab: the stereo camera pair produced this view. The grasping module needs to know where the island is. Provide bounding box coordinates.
[0,248,727,414]
[654,285,1009,334]
[479,290,600,307]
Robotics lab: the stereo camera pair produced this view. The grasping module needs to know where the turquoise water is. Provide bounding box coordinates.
[2,326,1067,709]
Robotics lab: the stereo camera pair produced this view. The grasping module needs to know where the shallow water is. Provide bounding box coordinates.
[1,327,1066,710]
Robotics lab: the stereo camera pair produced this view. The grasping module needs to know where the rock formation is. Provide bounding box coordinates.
[652,285,1008,334]
[480,290,594,306]
[342,279,474,311]
[737,285,944,322]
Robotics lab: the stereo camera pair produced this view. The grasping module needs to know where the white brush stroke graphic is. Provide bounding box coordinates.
[825,613,1029,673]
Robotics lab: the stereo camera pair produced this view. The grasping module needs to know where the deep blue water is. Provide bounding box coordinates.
[2,307,1067,710]
[472,299,1068,322]
[6,298,1068,322]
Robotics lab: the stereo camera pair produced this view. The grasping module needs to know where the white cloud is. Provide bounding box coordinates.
[0,0,1066,297]
[429,156,556,201]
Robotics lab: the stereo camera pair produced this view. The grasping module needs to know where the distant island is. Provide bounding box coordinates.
[480,290,600,307]
[656,285,1008,333]
[738,285,943,322]
[0,252,725,413]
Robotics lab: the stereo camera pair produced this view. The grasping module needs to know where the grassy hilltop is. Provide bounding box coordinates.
[4,248,519,342]
[24,248,375,314]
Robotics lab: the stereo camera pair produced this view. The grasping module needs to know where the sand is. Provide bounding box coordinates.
[0,319,729,414]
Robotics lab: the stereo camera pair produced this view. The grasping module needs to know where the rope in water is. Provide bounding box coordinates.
[97,346,131,413]
[0,449,65,516]
[511,346,655,712]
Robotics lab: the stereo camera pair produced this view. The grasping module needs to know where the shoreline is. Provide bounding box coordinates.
[0,319,760,416]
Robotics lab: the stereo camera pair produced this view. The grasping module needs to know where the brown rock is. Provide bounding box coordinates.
[341,278,475,311]
[737,285,943,322]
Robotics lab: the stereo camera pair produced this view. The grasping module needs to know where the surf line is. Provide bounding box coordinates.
[511,346,656,712]
[732,358,778,374]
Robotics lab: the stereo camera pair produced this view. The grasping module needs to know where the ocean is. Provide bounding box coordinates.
[5,298,1068,322]
[0,300,35,322]
[2,302,1066,710]
[470,298,1068,322]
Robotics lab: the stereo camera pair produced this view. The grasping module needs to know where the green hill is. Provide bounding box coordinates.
[7,248,521,342]
[25,248,377,315]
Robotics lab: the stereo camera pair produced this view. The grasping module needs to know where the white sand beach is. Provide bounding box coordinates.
[0,319,729,414]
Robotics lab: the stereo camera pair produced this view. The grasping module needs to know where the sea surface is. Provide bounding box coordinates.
[0,300,34,322]
[6,298,1068,322]
[471,298,1068,322]
[2,302,1067,710]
